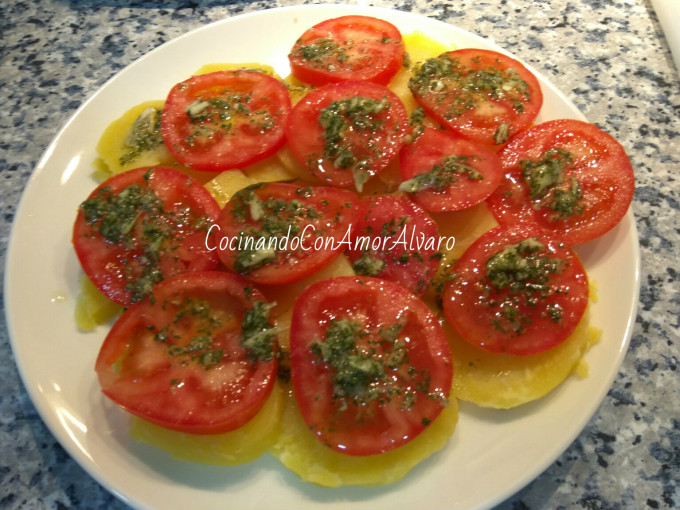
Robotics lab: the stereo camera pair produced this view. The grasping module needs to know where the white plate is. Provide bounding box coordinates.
[5,5,640,510]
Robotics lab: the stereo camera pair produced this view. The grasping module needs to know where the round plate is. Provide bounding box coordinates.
[5,5,640,510]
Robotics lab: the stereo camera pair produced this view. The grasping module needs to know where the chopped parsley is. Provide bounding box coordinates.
[184,91,275,147]
[408,53,530,138]
[310,318,441,411]
[230,185,322,274]
[399,154,482,193]
[240,300,278,362]
[291,37,349,68]
[484,238,567,334]
[78,171,209,303]
[80,184,163,244]
[352,253,385,276]
[120,107,164,166]
[318,95,391,191]
[520,148,584,219]
[156,297,226,370]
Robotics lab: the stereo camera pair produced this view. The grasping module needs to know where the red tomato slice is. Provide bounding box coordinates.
[442,223,589,355]
[408,48,543,146]
[399,127,504,212]
[72,166,220,306]
[161,70,291,171]
[211,182,359,285]
[95,271,278,434]
[486,119,635,246]
[288,15,405,86]
[290,276,452,456]
[345,194,441,294]
[285,80,409,190]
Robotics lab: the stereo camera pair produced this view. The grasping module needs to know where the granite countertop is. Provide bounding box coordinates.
[1,0,678,509]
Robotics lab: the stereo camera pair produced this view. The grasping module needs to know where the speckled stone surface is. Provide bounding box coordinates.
[1,0,678,509]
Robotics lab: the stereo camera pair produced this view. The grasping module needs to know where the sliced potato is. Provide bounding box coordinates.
[129,383,285,465]
[276,145,321,184]
[242,152,297,183]
[269,386,458,487]
[282,74,312,105]
[74,274,122,331]
[193,62,280,78]
[261,254,356,316]
[204,170,256,208]
[449,305,601,409]
[95,100,174,177]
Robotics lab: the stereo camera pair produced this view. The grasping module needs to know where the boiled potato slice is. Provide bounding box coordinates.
[193,62,280,78]
[430,202,499,264]
[204,169,256,208]
[269,386,458,487]
[276,145,322,184]
[74,274,122,331]
[95,100,174,177]
[129,382,285,465]
[262,254,356,316]
[449,304,600,409]
[282,74,312,105]
[242,152,297,183]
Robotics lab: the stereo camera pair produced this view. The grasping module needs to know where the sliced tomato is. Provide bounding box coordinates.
[95,271,278,434]
[408,48,543,145]
[486,118,635,245]
[212,182,359,285]
[161,70,291,171]
[345,194,441,294]
[399,127,504,212]
[442,223,589,355]
[285,80,408,190]
[288,15,405,86]
[290,276,452,456]
[72,166,220,306]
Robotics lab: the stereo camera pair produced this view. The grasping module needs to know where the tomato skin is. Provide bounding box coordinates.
[408,48,543,146]
[95,271,278,435]
[161,70,291,171]
[486,119,635,245]
[399,127,504,212]
[72,166,221,306]
[213,182,359,285]
[345,194,441,294]
[442,223,589,356]
[285,80,409,189]
[290,276,452,456]
[289,15,405,86]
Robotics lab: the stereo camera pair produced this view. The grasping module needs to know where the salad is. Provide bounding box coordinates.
[71,14,635,487]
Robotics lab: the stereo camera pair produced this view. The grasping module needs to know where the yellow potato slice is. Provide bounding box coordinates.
[204,169,256,208]
[129,382,285,465]
[430,202,499,263]
[276,145,321,184]
[74,274,122,331]
[95,100,174,177]
[242,152,297,183]
[269,386,458,487]
[448,305,601,409]
[193,62,280,78]
[283,74,313,105]
[261,254,356,316]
